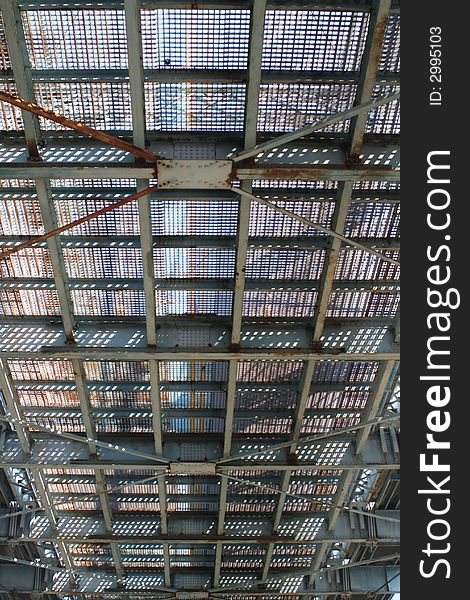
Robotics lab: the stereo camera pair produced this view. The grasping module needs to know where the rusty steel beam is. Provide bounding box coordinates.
[235,164,399,182]
[0,162,399,181]
[0,185,158,261]
[350,0,394,157]
[0,91,158,162]
[233,91,400,163]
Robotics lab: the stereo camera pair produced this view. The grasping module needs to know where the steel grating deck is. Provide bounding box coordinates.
[0,1,400,599]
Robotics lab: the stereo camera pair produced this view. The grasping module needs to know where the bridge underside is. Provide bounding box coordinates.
[0,1,400,599]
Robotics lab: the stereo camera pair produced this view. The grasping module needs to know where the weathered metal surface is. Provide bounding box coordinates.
[0,91,158,162]
[157,160,233,189]
[0,186,158,260]
[235,164,400,182]
[169,462,218,476]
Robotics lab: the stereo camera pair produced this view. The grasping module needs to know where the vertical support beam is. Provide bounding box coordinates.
[149,361,170,587]
[273,361,316,530]
[231,0,266,347]
[150,360,163,455]
[217,2,267,587]
[287,361,317,454]
[72,358,125,580]
[136,180,157,346]
[125,1,169,585]
[393,308,400,343]
[29,467,57,528]
[95,469,125,581]
[309,542,327,580]
[72,333,126,580]
[71,359,96,455]
[312,181,354,341]
[261,360,316,582]
[157,471,171,587]
[35,181,76,340]
[95,470,114,532]
[306,470,355,587]
[243,0,266,150]
[231,200,251,348]
[124,0,157,346]
[356,360,395,455]
[124,0,146,152]
[223,361,237,458]
[0,360,31,453]
[0,0,41,155]
[214,360,237,587]
[349,0,393,158]
[327,470,356,531]
[149,362,170,586]
[213,543,223,588]
[260,544,275,582]
[30,466,76,583]
[306,1,394,581]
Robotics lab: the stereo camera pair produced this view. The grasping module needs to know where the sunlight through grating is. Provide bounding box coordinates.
[0,1,399,595]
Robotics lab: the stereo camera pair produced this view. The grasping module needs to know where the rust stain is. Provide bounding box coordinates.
[0,90,159,163]
[0,185,159,261]
[225,166,234,188]
[229,160,238,185]
[241,165,397,182]
[374,13,389,56]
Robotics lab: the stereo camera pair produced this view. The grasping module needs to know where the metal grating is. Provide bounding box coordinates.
[22,10,128,69]
[154,248,235,279]
[249,201,334,236]
[35,82,132,130]
[0,1,400,597]
[379,14,400,73]
[257,83,357,132]
[0,82,22,129]
[153,199,239,236]
[145,82,246,131]
[367,84,401,134]
[141,9,250,70]
[263,10,369,71]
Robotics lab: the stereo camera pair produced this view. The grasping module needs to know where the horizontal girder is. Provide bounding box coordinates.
[0,563,400,595]
[0,431,400,470]
[0,162,400,182]
[0,236,400,250]
[0,138,400,173]
[16,0,401,11]
[0,68,399,85]
[6,510,398,545]
[0,321,399,356]
[0,278,399,292]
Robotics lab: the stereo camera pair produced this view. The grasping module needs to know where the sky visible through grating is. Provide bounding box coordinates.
[0,2,400,597]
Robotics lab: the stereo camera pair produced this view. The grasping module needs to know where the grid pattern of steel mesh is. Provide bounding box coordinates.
[262,10,369,71]
[0,82,22,129]
[367,84,401,134]
[379,15,400,73]
[141,9,250,70]
[0,12,9,69]
[257,83,357,132]
[145,82,246,131]
[22,10,128,69]
[0,1,399,596]
[35,82,132,130]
